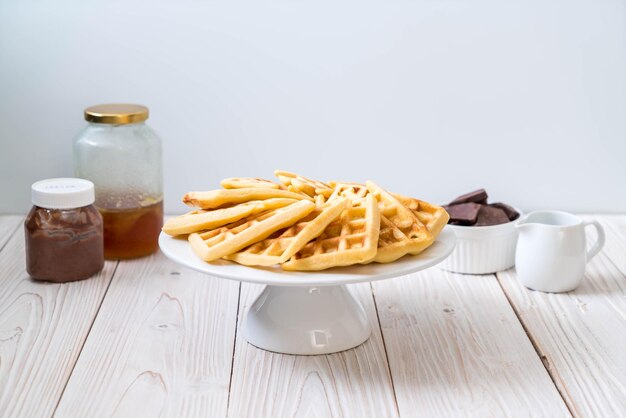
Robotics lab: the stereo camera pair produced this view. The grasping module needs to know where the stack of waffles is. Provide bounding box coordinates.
[163,171,449,271]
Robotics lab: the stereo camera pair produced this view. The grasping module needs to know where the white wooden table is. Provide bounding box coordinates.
[0,214,625,418]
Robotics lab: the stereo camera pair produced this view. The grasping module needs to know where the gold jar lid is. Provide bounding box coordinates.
[84,104,149,124]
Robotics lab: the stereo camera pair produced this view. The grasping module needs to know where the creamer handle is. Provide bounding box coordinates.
[583,220,605,261]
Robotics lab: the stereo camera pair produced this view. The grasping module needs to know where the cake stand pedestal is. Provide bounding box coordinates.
[245,284,370,354]
[159,228,455,355]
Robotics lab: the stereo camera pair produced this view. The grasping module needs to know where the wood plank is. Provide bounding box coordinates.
[54,252,240,417]
[0,226,115,417]
[227,283,399,418]
[0,215,22,252]
[497,223,626,417]
[373,269,570,417]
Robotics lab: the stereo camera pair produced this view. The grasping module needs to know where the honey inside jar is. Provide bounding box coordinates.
[98,200,163,259]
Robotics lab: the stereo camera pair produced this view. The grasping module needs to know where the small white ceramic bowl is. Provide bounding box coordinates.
[439,209,522,275]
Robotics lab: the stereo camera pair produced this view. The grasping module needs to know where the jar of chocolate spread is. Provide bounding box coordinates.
[25,178,104,282]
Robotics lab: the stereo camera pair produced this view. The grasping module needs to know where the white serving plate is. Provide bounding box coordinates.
[158,228,456,287]
[159,228,456,355]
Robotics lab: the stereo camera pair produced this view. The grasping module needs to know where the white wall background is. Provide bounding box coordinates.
[1,0,625,214]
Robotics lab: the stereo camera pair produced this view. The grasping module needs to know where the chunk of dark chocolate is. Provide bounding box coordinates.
[475,206,509,226]
[449,188,488,205]
[445,203,481,225]
[489,202,519,221]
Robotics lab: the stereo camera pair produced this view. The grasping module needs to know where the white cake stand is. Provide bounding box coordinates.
[159,229,455,355]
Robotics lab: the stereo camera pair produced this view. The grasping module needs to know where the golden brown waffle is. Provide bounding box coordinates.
[225,198,348,266]
[162,198,298,236]
[328,180,366,189]
[314,194,326,205]
[366,181,434,263]
[329,181,448,237]
[221,177,286,190]
[183,188,311,209]
[391,193,449,237]
[275,170,334,198]
[281,194,380,271]
[177,170,447,268]
[328,182,369,202]
[188,200,316,262]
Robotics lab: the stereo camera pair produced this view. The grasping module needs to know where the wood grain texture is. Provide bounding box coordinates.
[4,213,624,417]
[373,269,570,417]
[497,216,626,417]
[0,215,22,251]
[0,225,115,417]
[54,251,240,418]
[227,283,399,418]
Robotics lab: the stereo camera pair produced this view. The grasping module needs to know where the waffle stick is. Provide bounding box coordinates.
[162,198,298,236]
[221,177,286,190]
[329,183,448,237]
[225,197,348,266]
[188,200,315,262]
[281,193,380,271]
[275,170,334,198]
[329,181,443,260]
[391,193,449,237]
[328,182,369,203]
[183,188,311,209]
[365,181,434,263]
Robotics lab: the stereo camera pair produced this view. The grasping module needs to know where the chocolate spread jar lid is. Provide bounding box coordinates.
[31,178,95,209]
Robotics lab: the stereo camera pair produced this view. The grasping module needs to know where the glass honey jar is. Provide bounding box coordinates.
[73,104,163,259]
